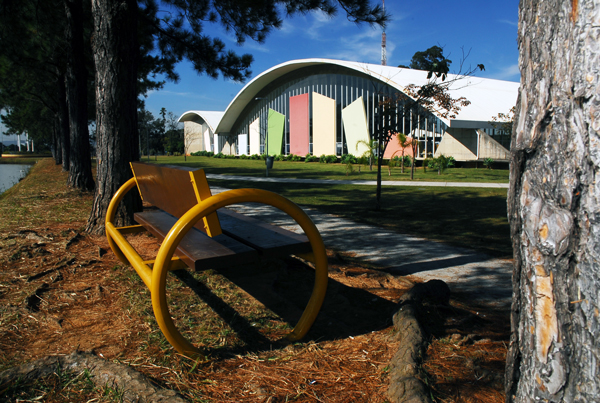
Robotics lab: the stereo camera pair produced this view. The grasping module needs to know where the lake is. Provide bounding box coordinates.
[0,164,31,193]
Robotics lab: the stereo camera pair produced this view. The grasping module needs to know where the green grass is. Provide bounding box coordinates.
[208,178,511,257]
[147,155,510,183]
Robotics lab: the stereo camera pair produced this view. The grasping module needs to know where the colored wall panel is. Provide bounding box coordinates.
[342,97,370,157]
[238,134,248,155]
[312,92,336,156]
[289,93,310,156]
[383,133,415,159]
[267,109,285,155]
[249,117,261,155]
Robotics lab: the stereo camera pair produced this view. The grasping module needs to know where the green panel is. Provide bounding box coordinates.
[267,109,285,155]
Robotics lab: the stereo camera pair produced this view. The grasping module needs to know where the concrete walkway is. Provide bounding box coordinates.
[212,183,513,309]
[206,174,510,189]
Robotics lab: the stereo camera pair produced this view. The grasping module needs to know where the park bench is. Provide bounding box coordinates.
[105,162,328,357]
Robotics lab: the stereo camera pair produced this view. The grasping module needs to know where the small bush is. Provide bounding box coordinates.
[305,154,319,163]
[319,154,337,164]
[240,154,248,159]
[274,154,286,161]
[287,153,302,162]
[483,158,494,169]
[249,154,261,160]
[213,152,225,159]
[340,154,357,164]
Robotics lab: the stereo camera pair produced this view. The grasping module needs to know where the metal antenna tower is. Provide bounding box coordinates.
[381,0,387,66]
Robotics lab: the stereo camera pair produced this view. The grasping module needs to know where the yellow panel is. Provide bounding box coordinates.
[342,97,370,157]
[312,92,336,156]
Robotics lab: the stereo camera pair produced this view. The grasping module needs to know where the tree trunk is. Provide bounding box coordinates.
[506,0,600,401]
[86,0,140,235]
[64,0,94,191]
[52,117,63,165]
[58,74,70,171]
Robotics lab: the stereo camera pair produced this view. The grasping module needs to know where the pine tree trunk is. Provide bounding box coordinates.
[58,74,70,171]
[52,117,63,165]
[506,0,600,401]
[86,0,140,235]
[64,0,94,191]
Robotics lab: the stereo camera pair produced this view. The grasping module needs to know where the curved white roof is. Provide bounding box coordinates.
[178,111,225,133]
[215,58,519,133]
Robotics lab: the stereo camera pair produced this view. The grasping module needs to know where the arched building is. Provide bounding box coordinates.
[180,58,519,161]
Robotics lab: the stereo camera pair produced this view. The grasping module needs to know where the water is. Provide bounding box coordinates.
[0,164,31,193]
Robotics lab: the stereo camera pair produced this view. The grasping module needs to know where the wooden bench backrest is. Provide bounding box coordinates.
[130,162,222,237]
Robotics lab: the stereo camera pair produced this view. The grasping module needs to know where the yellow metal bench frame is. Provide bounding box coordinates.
[105,166,328,358]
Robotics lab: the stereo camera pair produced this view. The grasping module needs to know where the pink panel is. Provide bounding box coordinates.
[384,133,415,159]
[289,93,309,156]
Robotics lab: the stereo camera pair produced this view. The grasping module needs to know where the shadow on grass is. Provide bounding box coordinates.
[171,256,398,356]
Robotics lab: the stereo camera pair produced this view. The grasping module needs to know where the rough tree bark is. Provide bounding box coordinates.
[57,73,70,171]
[64,0,95,191]
[506,0,600,401]
[86,0,140,234]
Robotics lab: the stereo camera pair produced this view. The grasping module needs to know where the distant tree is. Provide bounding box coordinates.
[369,46,484,209]
[390,132,412,174]
[356,138,378,171]
[489,105,515,149]
[409,45,452,80]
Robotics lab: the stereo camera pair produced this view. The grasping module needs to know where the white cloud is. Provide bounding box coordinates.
[490,64,520,81]
[499,19,518,27]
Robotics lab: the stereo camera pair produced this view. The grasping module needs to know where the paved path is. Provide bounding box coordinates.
[207,174,509,189]
[212,185,513,309]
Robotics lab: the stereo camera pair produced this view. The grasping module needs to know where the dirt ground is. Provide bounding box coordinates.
[0,160,509,402]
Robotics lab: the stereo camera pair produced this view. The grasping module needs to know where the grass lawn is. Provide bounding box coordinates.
[146,155,510,183]
[149,156,511,258]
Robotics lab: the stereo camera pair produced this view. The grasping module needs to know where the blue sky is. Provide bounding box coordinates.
[143,0,521,120]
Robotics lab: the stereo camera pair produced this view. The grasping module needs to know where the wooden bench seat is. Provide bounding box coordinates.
[104,162,328,358]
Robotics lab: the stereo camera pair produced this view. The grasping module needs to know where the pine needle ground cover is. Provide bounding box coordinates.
[0,159,509,402]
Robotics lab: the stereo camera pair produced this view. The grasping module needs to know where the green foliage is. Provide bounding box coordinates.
[341,154,358,164]
[319,154,338,164]
[191,150,214,157]
[428,154,455,174]
[408,45,452,80]
[483,158,494,169]
[287,153,302,161]
[345,162,354,176]
[213,152,237,159]
[239,154,248,159]
[305,154,319,163]
[274,154,286,161]
[249,154,261,160]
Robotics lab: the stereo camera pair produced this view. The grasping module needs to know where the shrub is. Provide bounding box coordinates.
[287,153,302,162]
[483,157,494,169]
[213,152,225,159]
[274,154,286,161]
[305,154,319,163]
[428,154,453,174]
[340,154,357,164]
[319,154,337,164]
[249,154,261,160]
[240,154,248,159]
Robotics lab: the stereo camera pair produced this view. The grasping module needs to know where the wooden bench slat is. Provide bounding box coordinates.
[134,211,259,271]
[217,209,312,257]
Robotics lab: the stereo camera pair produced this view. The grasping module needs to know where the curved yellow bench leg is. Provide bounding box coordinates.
[105,177,138,265]
[151,188,328,357]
